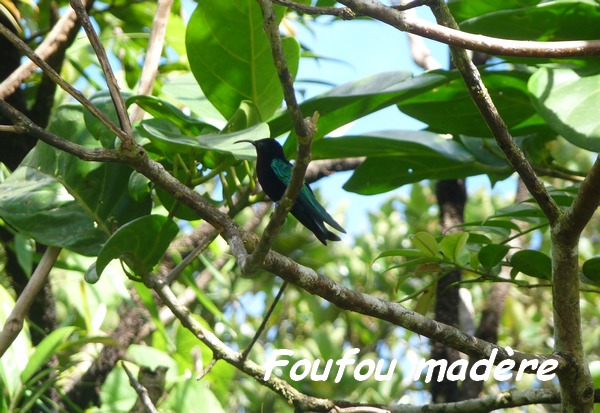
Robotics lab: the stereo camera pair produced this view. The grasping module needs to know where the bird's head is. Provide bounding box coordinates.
[234,138,286,159]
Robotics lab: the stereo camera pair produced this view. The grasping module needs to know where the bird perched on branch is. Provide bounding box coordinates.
[236,138,346,245]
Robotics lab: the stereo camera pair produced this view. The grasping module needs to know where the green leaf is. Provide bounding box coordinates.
[411,232,439,258]
[186,0,300,120]
[510,250,552,280]
[439,232,469,263]
[84,90,130,148]
[138,119,268,166]
[21,327,77,384]
[529,67,600,152]
[448,0,539,23]
[161,378,226,413]
[414,285,436,315]
[127,94,214,136]
[161,73,226,125]
[222,101,264,133]
[96,215,179,278]
[397,70,537,137]
[582,257,600,284]
[271,71,443,147]
[128,171,152,203]
[458,1,600,41]
[375,249,427,260]
[0,167,107,255]
[310,132,505,195]
[0,104,151,255]
[478,244,511,270]
[14,233,35,276]
[0,283,31,398]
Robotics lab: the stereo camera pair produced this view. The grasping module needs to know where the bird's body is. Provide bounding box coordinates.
[236,138,345,245]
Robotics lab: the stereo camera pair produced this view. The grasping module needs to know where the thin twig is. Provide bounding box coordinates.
[0,0,87,99]
[0,21,128,143]
[273,0,356,19]
[196,358,217,381]
[121,362,160,413]
[130,0,175,123]
[149,274,335,411]
[159,241,209,286]
[241,281,288,361]
[0,125,26,133]
[0,247,61,357]
[70,0,134,142]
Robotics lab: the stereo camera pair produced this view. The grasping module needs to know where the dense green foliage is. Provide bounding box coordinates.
[1,0,600,411]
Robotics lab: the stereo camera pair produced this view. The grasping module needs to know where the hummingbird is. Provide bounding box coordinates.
[236,138,346,245]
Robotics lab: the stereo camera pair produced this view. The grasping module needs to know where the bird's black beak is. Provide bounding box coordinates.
[234,139,256,146]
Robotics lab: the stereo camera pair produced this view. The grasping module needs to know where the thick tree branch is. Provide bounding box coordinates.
[336,0,600,58]
[390,388,589,412]
[0,99,122,162]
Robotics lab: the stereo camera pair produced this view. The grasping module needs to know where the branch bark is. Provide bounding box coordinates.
[338,0,600,58]
[0,246,61,357]
[238,0,317,273]
[0,0,91,99]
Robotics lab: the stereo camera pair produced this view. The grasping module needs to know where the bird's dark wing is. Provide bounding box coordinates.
[271,158,346,233]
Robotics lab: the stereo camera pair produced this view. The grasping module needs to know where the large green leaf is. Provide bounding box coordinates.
[0,104,151,255]
[310,132,508,195]
[0,168,106,255]
[397,70,537,137]
[459,1,600,41]
[269,71,446,149]
[448,0,539,23]
[510,250,552,280]
[138,119,268,166]
[21,327,77,384]
[186,0,300,120]
[96,215,179,279]
[529,67,600,152]
[160,73,227,125]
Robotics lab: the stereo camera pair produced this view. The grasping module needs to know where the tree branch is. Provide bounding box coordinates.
[148,274,336,412]
[304,157,365,184]
[421,1,562,226]
[0,246,61,357]
[240,0,317,273]
[0,0,90,99]
[0,99,122,162]
[70,0,134,143]
[129,0,174,123]
[0,21,129,143]
[3,92,564,379]
[336,0,600,58]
